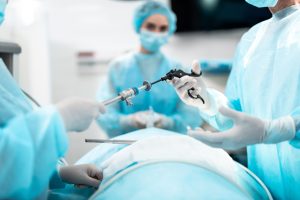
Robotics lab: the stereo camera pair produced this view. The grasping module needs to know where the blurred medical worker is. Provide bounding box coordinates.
[0,1,104,199]
[97,1,200,137]
[171,0,300,199]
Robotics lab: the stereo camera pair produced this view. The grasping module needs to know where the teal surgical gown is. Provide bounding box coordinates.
[97,51,201,137]
[0,59,68,199]
[204,5,300,199]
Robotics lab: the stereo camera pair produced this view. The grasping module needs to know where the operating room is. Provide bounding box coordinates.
[1,0,300,199]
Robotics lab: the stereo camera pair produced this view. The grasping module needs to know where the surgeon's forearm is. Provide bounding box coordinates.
[49,159,69,189]
[49,169,66,189]
[0,107,68,199]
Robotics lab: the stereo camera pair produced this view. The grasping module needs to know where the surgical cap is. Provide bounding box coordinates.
[133,1,177,35]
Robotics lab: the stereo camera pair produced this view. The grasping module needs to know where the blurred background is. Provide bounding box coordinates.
[0,0,270,163]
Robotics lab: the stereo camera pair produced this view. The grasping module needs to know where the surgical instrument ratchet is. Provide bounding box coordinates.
[151,69,205,104]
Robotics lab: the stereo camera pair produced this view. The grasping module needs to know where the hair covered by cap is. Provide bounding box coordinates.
[133,1,177,35]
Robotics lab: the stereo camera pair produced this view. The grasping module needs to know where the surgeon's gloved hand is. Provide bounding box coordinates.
[59,164,103,188]
[170,60,224,116]
[171,60,207,106]
[188,106,296,150]
[57,98,106,132]
[153,113,174,129]
[120,112,148,129]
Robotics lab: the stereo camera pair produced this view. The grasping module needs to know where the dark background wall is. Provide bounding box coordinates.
[171,0,271,32]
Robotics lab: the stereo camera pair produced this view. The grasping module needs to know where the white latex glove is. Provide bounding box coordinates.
[121,111,174,130]
[170,60,208,106]
[170,60,221,115]
[145,107,156,128]
[188,106,296,150]
[57,97,105,132]
[153,113,174,129]
[120,111,149,129]
[59,164,103,188]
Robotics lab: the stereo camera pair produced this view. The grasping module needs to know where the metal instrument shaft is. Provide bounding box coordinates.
[85,139,136,145]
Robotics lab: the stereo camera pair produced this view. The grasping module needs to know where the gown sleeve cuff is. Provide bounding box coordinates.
[48,106,69,158]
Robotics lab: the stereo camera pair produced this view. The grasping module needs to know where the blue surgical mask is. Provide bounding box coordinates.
[140,30,169,53]
[245,0,278,8]
[0,0,7,25]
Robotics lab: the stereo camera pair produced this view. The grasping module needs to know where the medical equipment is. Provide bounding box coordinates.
[152,68,205,104]
[22,90,41,107]
[171,61,231,117]
[101,81,152,106]
[85,139,136,145]
[101,68,204,107]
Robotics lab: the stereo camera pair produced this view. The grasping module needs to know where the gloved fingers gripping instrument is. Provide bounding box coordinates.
[152,69,205,104]
[101,68,204,107]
